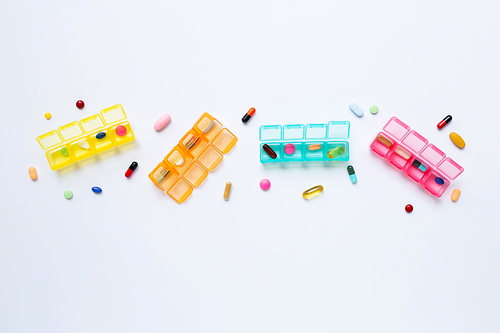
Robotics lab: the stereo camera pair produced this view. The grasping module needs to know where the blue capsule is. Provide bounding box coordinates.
[91,186,102,193]
[347,165,357,184]
[435,177,445,185]
[96,132,106,139]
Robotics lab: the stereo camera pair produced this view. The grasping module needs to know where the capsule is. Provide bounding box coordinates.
[327,146,345,159]
[262,144,277,159]
[125,161,138,178]
[412,159,427,172]
[28,167,37,180]
[308,144,321,151]
[395,146,411,160]
[183,134,198,149]
[437,115,452,129]
[303,185,324,199]
[242,107,256,123]
[347,165,357,184]
[376,134,392,147]
[223,182,232,200]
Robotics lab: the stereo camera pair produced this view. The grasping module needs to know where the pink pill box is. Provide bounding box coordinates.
[370,117,464,197]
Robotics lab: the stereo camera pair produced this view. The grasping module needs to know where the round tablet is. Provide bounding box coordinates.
[284,143,295,155]
[260,179,271,191]
[115,125,127,137]
[370,105,379,114]
[64,190,73,199]
[405,204,413,213]
[76,100,85,109]
[45,112,51,119]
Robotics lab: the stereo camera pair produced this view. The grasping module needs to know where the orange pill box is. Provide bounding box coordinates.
[149,113,238,204]
[36,105,135,171]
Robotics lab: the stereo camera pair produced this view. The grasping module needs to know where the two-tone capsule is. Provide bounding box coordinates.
[412,159,427,172]
[125,161,138,177]
[242,107,255,123]
[437,115,452,129]
[347,165,357,184]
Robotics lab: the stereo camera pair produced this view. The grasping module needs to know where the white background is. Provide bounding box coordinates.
[1,0,499,332]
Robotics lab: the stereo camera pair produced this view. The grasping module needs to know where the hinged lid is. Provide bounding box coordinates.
[58,121,84,141]
[327,121,350,139]
[259,125,282,141]
[80,114,105,132]
[401,130,428,154]
[305,124,327,140]
[383,117,410,141]
[283,124,304,141]
[36,130,64,150]
[420,144,446,167]
[436,157,464,180]
[101,104,127,125]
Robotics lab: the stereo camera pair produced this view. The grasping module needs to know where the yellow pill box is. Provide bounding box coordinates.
[149,113,238,204]
[36,104,135,170]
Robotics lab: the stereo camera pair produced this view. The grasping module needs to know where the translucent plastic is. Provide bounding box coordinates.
[369,117,464,197]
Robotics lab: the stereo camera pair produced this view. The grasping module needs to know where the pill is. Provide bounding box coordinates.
[395,146,411,160]
[125,161,138,178]
[61,147,69,156]
[451,189,461,202]
[28,167,37,180]
[308,144,321,151]
[412,159,427,172]
[115,125,127,136]
[437,115,452,129]
[76,100,85,109]
[78,139,90,150]
[154,114,171,131]
[449,132,465,148]
[183,134,198,149]
[242,107,256,123]
[303,185,323,199]
[91,186,102,193]
[376,134,392,147]
[262,144,277,159]
[153,166,169,182]
[260,179,271,190]
[349,102,363,117]
[64,190,73,199]
[44,112,51,119]
[405,204,413,213]
[96,132,106,139]
[198,119,214,133]
[347,165,357,184]
[223,182,232,200]
[284,143,295,155]
[370,105,379,114]
[327,146,345,159]
[435,177,445,185]
[173,156,184,166]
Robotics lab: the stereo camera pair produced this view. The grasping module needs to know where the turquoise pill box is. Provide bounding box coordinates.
[259,121,350,163]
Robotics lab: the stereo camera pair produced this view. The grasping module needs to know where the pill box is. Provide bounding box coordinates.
[36,104,135,170]
[149,113,237,204]
[370,117,464,197]
[259,121,350,163]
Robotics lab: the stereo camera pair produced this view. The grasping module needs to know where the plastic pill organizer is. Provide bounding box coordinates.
[36,104,135,170]
[149,113,238,204]
[259,121,350,163]
[370,117,464,197]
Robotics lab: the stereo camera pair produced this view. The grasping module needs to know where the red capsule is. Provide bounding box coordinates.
[242,107,256,123]
[125,161,138,178]
[437,115,452,129]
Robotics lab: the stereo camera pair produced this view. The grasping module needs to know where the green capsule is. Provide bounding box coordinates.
[61,146,69,156]
[327,146,345,159]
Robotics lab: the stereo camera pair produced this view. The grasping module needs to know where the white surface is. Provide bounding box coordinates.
[1,0,499,332]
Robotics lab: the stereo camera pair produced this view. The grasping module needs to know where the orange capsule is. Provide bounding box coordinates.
[242,107,256,123]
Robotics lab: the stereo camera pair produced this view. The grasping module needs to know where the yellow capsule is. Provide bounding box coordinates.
[376,134,392,147]
[449,132,465,148]
[327,146,345,159]
[302,185,323,199]
[223,182,232,200]
[308,144,321,151]
[451,189,461,202]
[44,112,51,119]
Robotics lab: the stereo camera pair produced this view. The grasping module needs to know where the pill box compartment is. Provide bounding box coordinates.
[387,145,412,170]
[167,178,194,204]
[89,130,114,153]
[304,142,325,162]
[421,171,450,197]
[181,161,208,187]
[283,142,304,162]
[46,146,74,170]
[370,133,394,157]
[194,113,223,141]
[403,158,428,182]
[109,121,135,146]
[325,141,349,161]
[165,147,194,174]
[149,162,179,191]
[197,144,223,171]
[179,130,209,158]
[211,128,238,154]
[68,138,94,161]
[260,143,282,163]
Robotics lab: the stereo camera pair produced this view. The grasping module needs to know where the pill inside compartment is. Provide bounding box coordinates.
[89,129,114,153]
[260,143,282,163]
[387,145,413,170]
[304,142,325,162]
[370,133,394,157]
[421,171,450,197]
[165,147,194,174]
[194,114,222,141]
[179,130,209,158]
[149,162,179,191]
[325,142,348,161]
[109,121,134,146]
[282,142,304,162]
[403,157,429,182]
[67,137,94,161]
[46,146,74,170]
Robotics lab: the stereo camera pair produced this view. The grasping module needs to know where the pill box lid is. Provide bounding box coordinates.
[80,114,106,132]
[36,130,64,150]
[305,123,327,140]
[419,144,446,167]
[436,157,464,180]
[259,125,282,141]
[101,104,127,125]
[383,117,410,141]
[327,121,350,139]
[401,130,428,154]
[283,124,305,140]
[58,121,84,141]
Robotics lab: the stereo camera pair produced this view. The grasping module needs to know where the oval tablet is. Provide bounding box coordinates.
[449,132,465,148]
[451,189,461,202]
[78,139,90,150]
[91,186,102,193]
[96,132,106,139]
[154,114,171,131]
[349,102,364,117]
[28,167,37,180]
[435,177,445,185]
[61,147,69,156]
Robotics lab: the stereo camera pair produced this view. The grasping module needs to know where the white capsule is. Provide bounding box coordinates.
[395,146,411,160]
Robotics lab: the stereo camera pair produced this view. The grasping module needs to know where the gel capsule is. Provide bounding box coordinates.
[376,134,392,147]
[412,159,427,172]
[262,144,277,159]
[347,165,357,184]
[327,146,345,159]
[223,182,232,200]
[437,115,452,129]
[308,144,321,151]
[242,107,255,123]
[125,161,138,178]
[303,185,323,199]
